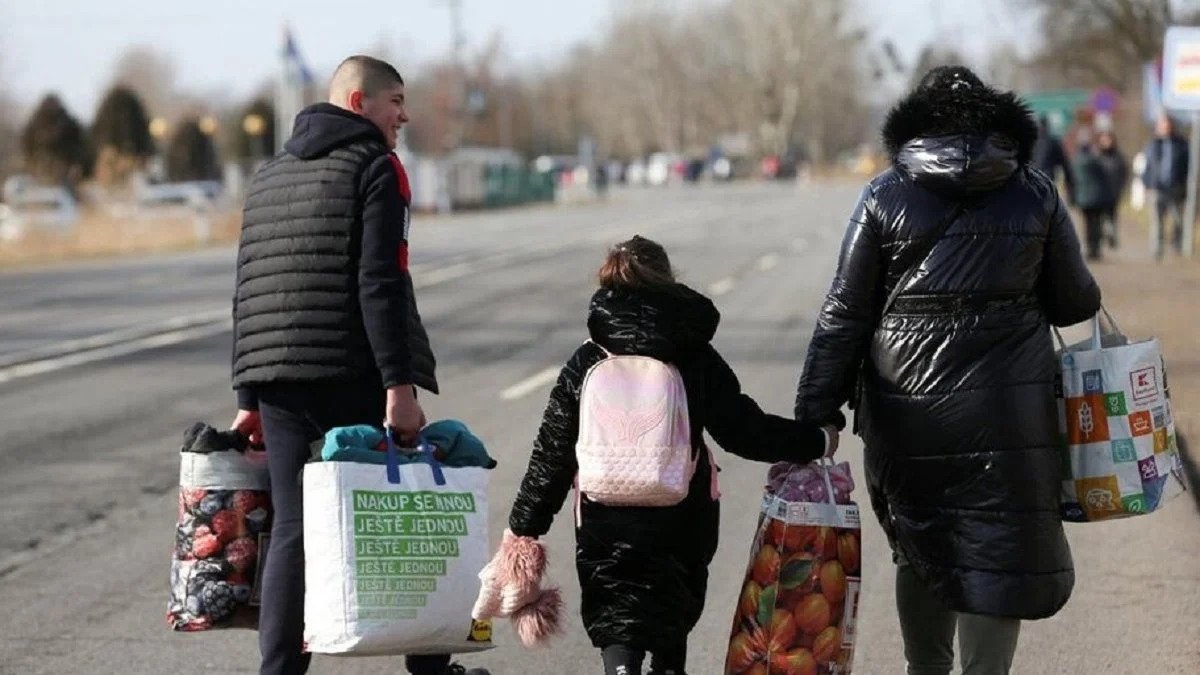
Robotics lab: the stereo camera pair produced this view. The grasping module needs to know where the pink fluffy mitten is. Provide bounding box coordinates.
[472,529,563,647]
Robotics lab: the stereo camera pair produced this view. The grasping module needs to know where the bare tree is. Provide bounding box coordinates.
[984,43,1033,91]
[20,94,91,189]
[402,0,871,164]
[1023,0,1200,92]
[0,96,17,183]
[906,45,972,89]
[110,46,176,118]
[226,97,276,161]
[723,0,869,161]
[166,117,220,181]
[0,50,19,181]
[91,86,156,187]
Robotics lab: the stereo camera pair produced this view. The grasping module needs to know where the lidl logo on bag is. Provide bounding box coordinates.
[468,618,492,642]
[1131,367,1159,404]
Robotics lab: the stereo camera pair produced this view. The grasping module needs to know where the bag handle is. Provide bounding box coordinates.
[1052,305,1124,354]
[817,459,839,508]
[385,428,447,487]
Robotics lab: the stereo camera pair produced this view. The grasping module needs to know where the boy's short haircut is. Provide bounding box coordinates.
[330,55,405,98]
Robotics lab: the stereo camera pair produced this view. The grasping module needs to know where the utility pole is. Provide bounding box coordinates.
[439,0,468,153]
[435,0,468,213]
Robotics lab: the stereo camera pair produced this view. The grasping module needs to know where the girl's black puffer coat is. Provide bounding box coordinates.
[795,81,1101,620]
[508,284,824,651]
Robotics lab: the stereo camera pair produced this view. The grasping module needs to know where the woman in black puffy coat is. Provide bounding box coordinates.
[795,67,1101,674]
[506,236,831,675]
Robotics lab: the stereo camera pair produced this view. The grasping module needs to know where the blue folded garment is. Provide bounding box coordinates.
[320,419,497,469]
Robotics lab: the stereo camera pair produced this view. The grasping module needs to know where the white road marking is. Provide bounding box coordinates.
[413,260,486,288]
[708,276,737,296]
[0,319,233,385]
[499,366,561,401]
[0,308,230,369]
[757,253,780,271]
[2,234,662,384]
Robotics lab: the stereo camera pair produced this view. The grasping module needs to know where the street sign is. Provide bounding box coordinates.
[1022,90,1090,136]
[1091,87,1118,113]
[1163,27,1200,110]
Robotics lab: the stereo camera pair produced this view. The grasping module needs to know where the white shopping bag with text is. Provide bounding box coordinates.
[302,437,493,655]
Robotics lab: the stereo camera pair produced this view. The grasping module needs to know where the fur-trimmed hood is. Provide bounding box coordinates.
[882,80,1038,195]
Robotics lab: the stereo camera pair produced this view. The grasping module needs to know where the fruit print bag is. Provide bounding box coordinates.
[725,460,861,675]
[1055,309,1187,522]
[168,423,272,631]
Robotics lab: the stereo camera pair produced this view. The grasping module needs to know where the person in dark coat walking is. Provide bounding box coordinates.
[1094,130,1129,250]
[1032,115,1075,204]
[504,236,833,675]
[1141,112,1190,259]
[229,55,483,675]
[794,66,1101,675]
[1071,128,1117,261]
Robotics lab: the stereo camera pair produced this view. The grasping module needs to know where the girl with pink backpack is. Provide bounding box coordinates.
[473,236,836,675]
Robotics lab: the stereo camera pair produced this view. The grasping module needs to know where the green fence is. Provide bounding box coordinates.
[483,165,556,207]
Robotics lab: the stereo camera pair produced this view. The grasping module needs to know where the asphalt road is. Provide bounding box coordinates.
[0,183,1195,674]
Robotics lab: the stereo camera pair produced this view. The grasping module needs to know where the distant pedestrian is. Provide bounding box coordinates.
[795,66,1101,675]
[1141,112,1190,259]
[593,161,609,199]
[1072,128,1117,261]
[1094,130,1128,249]
[1033,115,1075,204]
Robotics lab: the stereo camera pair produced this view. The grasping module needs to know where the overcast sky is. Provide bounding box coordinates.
[1,0,1038,120]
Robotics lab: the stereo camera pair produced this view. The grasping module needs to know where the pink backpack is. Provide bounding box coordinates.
[574,343,719,514]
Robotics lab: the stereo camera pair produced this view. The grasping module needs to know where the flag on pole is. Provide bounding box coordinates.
[276,26,314,153]
[283,28,315,86]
